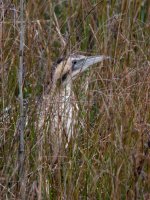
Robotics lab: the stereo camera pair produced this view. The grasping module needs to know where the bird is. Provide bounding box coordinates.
[37,54,110,164]
[35,54,110,199]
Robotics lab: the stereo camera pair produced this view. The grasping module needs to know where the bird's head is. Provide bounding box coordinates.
[53,54,109,86]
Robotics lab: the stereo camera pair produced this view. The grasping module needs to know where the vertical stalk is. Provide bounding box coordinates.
[0,3,4,114]
[18,0,25,198]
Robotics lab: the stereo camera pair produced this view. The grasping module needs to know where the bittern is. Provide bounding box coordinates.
[38,54,109,161]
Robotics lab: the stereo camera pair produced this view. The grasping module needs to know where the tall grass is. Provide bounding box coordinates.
[0,0,150,199]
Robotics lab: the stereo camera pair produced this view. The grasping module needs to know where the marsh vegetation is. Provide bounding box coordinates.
[0,0,150,199]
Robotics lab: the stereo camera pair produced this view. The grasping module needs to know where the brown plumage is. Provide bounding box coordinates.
[37,54,110,163]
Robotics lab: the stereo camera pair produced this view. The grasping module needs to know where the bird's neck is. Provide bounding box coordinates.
[38,84,70,127]
[56,82,75,142]
[60,83,72,101]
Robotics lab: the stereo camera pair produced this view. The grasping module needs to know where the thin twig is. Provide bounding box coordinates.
[53,12,66,47]
[18,0,26,199]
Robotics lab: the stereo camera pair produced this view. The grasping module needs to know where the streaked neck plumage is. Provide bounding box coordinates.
[38,55,110,147]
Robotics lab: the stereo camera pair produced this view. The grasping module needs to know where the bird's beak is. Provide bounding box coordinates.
[73,55,110,74]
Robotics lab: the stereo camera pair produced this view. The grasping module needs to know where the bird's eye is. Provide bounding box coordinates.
[72,60,77,65]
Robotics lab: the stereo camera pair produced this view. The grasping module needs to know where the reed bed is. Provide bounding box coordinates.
[0,0,149,199]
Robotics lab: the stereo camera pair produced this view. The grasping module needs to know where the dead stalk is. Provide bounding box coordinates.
[18,0,26,199]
